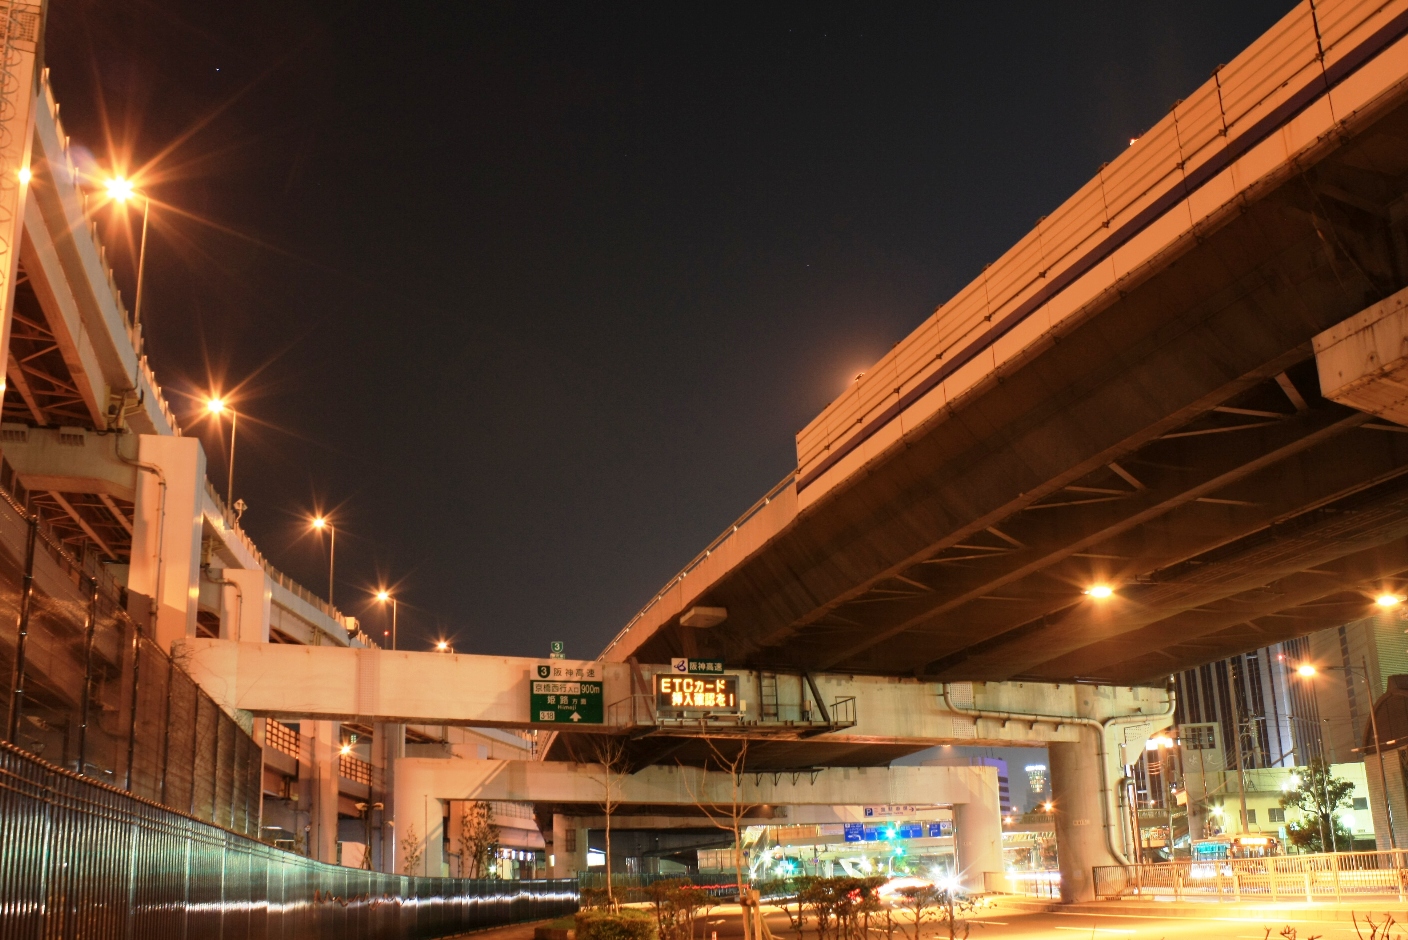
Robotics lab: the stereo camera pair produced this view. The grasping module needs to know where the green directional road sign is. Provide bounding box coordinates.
[530,679,603,724]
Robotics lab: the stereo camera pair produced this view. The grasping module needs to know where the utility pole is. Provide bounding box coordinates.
[1230,713,1251,834]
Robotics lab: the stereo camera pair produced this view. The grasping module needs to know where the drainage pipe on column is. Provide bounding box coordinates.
[940,681,1176,868]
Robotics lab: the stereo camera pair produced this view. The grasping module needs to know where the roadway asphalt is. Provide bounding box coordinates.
[451,898,1408,940]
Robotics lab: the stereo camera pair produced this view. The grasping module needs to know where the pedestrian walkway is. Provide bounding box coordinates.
[446,918,558,940]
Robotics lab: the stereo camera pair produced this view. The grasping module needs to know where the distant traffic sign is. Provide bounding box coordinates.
[669,658,725,675]
[530,680,602,724]
[550,640,566,660]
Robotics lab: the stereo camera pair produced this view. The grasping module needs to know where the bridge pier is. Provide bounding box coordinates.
[1049,726,1123,903]
[952,791,1002,891]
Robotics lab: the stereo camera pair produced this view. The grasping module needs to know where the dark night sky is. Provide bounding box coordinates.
[42,2,1293,657]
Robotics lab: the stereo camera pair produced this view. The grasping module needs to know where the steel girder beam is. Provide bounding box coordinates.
[670,191,1381,674]
[926,472,1408,680]
[802,403,1383,670]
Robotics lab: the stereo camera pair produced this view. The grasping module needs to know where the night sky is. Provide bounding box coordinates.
[43,2,1292,657]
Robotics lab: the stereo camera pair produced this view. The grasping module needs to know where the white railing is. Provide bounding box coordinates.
[1096,850,1408,902]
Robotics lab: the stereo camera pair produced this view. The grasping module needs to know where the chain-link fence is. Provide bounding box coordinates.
[0,738,577,937]
[0,470,261,834]
[1094,851,1408,901]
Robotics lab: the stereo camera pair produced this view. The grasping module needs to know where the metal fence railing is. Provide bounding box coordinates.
[0,737,578,937]
[0,458,262,834]
[1095,850,1408,902]
[985,870,1060,898]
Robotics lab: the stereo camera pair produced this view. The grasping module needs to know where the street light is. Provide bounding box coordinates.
[375,589,397,650]
[1377,593,1404,608]
[1295,658,1395,849]
[312,516,335,607]
[104,176,152,329]
[1084,584,1114,599]
[205,396,238,508]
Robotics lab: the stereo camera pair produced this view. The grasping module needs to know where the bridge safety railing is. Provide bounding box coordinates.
[600,471,795,659]
[794,0,1408,488]
[1094,851,1408,902]
[0,737,577,938]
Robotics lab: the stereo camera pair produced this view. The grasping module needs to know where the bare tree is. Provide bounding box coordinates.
[458,800,500,878]
[589,735,630,908]
[399,823,424,876]
[683,739,762,940]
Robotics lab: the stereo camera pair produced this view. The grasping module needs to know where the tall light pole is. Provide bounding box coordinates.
[312,516,335,608]
[1297,654,1397,850]
[375,589,397,650]
[104,176,151,328]
[205,397,238,508]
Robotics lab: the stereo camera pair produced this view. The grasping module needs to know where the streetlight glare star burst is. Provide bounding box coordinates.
[1377,593,1404,608]
[105,176,135,203]
[1084,584,1114,599]
[205,397,225,415]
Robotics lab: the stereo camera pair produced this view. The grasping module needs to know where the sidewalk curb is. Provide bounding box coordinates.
[997,896,1408,924]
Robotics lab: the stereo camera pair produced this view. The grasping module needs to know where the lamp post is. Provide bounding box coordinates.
[312,516,335,607]
[205,397,238,507]
[375,589,397,650]
[1296,657,1396,850]
[104,176,151,328]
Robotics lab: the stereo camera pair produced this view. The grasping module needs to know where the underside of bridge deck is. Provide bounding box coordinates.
[624,76,1408,686]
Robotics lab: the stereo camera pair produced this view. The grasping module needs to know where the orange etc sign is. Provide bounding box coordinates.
[655,674,740,712]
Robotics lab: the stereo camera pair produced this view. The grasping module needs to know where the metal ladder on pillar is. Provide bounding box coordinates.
[760,672,779,720]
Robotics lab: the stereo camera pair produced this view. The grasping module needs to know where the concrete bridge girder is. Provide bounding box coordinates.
[177,638,1171,749]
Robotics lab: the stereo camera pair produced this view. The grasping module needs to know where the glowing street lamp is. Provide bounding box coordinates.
[205,396,238,508]
[375,588,397,651]
[312,515,335,607]
[1084,584,1114,600]
[104,176,152,329]
[1377,593,1404,609]
[435,640,450,653]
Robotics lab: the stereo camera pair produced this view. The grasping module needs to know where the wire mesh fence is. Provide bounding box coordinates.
[0,738,578,937]
[1095,851,1408,901]
[0,467,262,834]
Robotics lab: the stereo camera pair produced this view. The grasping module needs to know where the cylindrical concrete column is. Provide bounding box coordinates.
[1049,725,1121,902]
[390,761,446,877]
[302,720,339,865]
[952,778,1003,891]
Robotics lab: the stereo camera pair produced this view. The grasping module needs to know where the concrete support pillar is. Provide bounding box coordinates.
[390,753,450,877]
[552,813,588,878]
[952,768,1003,891]
[1366,749,1408,851]
[129,435,206,651]
[304,720,338,864]
[382,723,404,873]
[220,568,270,643]
[953,806,1002,891]
[1049,725,1121,903]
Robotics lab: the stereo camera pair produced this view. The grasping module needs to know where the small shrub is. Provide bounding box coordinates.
[576,908,658,940]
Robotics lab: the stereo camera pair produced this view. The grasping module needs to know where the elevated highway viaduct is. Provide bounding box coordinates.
[543,0,1408,900]
[170,1,1408,902]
